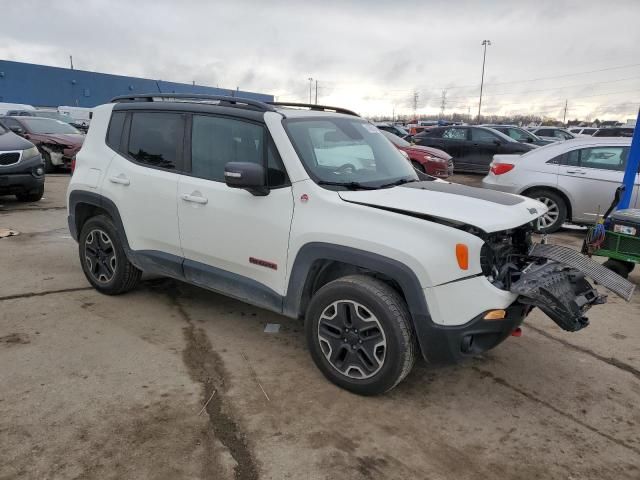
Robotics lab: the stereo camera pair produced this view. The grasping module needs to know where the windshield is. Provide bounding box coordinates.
[508,127,538,142]
[35,112,75,124]
[284,117,418,188]
[380,129,411,147]
[20,118,80,134]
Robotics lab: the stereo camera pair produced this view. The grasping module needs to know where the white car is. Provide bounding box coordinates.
[67,94,615,394]
[482,137,638,233]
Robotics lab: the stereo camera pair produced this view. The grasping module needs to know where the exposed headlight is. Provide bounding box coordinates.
[424,154,446,162]
[22,146,40,161]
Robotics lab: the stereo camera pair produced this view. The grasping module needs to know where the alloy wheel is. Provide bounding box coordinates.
[536,196,560,229]
[317,300,387,379]
[84,229,117,283]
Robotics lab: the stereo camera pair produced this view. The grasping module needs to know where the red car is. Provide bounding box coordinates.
[0,116,84,172]
[379,129,453,178]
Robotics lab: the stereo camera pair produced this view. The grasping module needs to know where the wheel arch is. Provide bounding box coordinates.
[68,191,130,249]
[521,185,573,221]
[284,243,432,358]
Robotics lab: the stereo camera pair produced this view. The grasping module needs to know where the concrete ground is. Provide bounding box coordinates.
[1,174,639,480]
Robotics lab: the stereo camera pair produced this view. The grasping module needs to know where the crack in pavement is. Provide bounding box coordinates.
[471,366,640,456]
[165,286,259,480]
[0,207,67,213]
[525,323,640,381]
[0,287,93,302]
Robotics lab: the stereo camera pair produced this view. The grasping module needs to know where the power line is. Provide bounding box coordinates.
[431,62,640,91]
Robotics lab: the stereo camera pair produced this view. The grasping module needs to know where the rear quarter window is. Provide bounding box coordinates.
[106,111,126,151]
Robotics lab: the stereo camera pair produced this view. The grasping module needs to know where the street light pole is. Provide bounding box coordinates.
[308,77,313,104]
[477,40,491,124]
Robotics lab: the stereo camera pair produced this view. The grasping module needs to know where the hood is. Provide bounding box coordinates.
[0,130,34,151]
[33,133,84,147]
[405,144,451,160]
[338,181,547,233]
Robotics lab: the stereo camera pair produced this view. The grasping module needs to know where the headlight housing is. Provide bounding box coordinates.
[400,150,410,160]
[22,146,40,161]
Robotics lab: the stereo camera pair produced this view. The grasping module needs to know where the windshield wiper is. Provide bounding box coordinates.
[317,180,378,190]
[378,178,420,189]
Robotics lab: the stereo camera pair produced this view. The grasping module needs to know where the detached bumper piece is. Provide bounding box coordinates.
[511,262,605,332]
[529,243,635,301]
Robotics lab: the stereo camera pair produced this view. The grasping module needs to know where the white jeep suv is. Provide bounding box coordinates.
[67,94,620,395]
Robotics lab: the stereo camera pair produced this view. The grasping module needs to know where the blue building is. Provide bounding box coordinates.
[0,60,272,107]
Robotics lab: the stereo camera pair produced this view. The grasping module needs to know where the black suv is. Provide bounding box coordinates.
[413,125,535,173]
[0,123,45,201]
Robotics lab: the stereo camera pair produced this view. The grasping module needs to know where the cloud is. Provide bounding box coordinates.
[1,0,639,119]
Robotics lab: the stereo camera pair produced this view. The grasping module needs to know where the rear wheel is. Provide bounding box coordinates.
[528,189,567,234]
[603,259,635,279]
[305,275,417,395]
[79,215,141,295]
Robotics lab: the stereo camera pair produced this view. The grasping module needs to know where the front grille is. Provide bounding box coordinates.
[0,152,21,166]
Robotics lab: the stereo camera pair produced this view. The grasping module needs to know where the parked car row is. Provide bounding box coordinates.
[482,137,638,233]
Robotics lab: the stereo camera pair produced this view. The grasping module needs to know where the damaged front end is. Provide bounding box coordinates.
[480,226,634,332]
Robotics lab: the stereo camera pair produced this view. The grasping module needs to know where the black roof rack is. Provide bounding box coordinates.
[110,93,276,112]
[267,102,359,117]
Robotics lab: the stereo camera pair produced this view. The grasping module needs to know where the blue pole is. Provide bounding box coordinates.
[617,107,640,210]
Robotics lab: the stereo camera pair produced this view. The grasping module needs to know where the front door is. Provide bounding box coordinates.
[177,114,294,306]
[469,127,501,172]
[557,145,635,223]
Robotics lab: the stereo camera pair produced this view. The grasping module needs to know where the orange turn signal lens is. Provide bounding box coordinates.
[484,309,507,320]
[455,243,469,270]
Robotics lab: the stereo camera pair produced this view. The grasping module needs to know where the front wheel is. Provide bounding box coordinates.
[305,275,417,395]
[528,189,567,234]
[16,185,44,202]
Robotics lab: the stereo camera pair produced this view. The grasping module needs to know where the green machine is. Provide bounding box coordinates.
[583,187,640,279]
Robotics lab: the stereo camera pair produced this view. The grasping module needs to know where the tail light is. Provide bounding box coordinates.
[490,163,515,175]
[70,156,77,175]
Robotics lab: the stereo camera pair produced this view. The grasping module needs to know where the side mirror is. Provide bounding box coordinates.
[9,126,25,135]
[224,162,269,196]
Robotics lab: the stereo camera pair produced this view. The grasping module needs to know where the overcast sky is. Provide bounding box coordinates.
[2,0,639,120]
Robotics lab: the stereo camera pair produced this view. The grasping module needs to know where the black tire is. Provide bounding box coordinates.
[603,259,634,279]
[78,215,141,295]
[15,185,44,202]
[305,275,417,395]
[412,161,426,173]
[42,151,55,173]
[527,189,567,234]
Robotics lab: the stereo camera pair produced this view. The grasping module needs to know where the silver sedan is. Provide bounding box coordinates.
[481,137,639,233]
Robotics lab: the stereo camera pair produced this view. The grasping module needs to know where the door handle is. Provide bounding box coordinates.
[181,193,208,205]
[109,175,130,185]
[566,169,586,175]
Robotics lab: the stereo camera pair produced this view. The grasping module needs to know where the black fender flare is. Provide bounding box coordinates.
[283,242,433,359]
[67,191,130,249]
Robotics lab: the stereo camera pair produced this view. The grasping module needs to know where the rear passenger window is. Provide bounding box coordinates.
[579,146,628,171]
[442,128,466,140]
[191,115,288,187]
[106,111,125,151]
[127,112,184,170]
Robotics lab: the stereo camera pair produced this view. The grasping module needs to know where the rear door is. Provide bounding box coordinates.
[103,110,184,262]
[557,145,631,223]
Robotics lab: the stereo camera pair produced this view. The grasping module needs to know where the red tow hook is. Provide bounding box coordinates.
[511,327,522,337]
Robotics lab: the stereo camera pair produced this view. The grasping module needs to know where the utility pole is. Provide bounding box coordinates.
[69,55,74,70]
[477,39,491,124]
[308,77,313,103]
[440,90,447,117]
[412,90,419,119]
[563,99,568,125]
[315,80,318,104]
